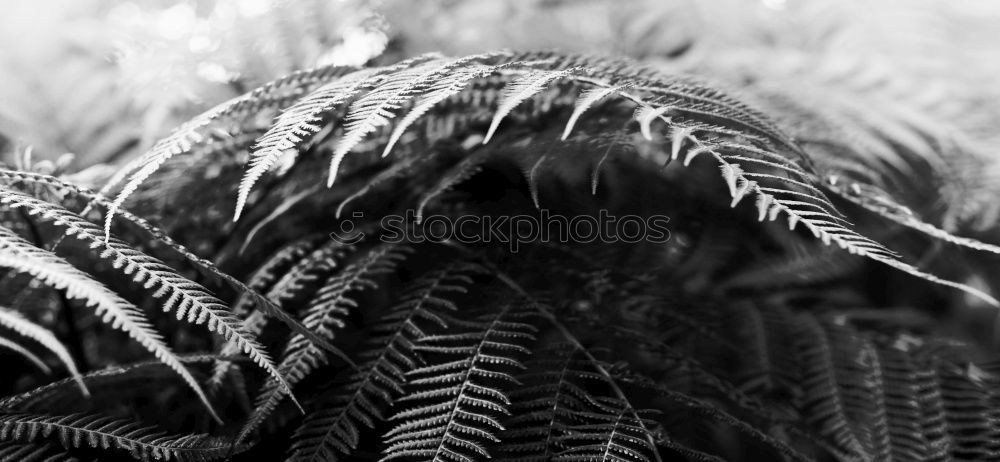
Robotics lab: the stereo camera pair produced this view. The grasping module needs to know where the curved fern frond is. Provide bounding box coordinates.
[482,67,583,143]
[331,54,499,179]
[0,187,293,403]
[498,346,619,461]
[0,337,51,376]
[381,299,537,462]
[1,355,230,413]
[0,411,242,462]
[827,179,1000,254]
[101,63,364,234]
[380,60,525,158]
[139,50,988,304]
[0,306,87,397]
[235,54,445,220]
[562,83,635,141]
[234,68,380,219]
[0,226,219,422]
[0,170,329,355]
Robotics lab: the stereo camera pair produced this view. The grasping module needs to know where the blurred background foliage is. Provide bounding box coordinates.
[1,0,998,171]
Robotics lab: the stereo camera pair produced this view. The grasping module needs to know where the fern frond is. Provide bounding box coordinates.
[234,68,377,219]
[331,54,497,180]
[0,411,242,462]
[381,299,536,462]
[0,226,219,422]
[551,399,665,462]
[288,263,482,462]
[498,346,620,461]
[0,337,52,376]
[499,347,668,462]
[0,306,87,397]
[380,60,524,158]
[0,187,293,404]
[828,180,1000,254]
[562,83,635,141]
[210,238,354,392]
[235,54,444,219]
[674,136,996,305]
[1,355,230,413]
[101,63,363,234]
[482,67,583,143]
[0,440,77,462]
[0,169,329,356]
[238,243,411,443]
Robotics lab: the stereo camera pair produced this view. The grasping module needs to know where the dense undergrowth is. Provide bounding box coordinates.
[2,3,1000,462]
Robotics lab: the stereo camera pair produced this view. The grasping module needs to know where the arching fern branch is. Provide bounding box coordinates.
[0,186,295,408]
[0,169,339,357]
[0,306,87,397]
[103,51,998,306]
[0,225,220,421]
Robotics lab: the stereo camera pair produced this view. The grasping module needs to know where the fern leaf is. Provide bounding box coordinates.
[330,55,491,184]
[100,64,361,232]
[381,60,526,158]
[0,412,242,462]
[828,180,1000,254]
[483,68,582,144]
[0,187,294,403]
[238,244,411,443]
[562,83,634,141]
[0,337,52,376]
[1,355,228,413]
[288,263,481,462]
[381,300,536,462]
[234,67,379,221]
[667,136,998,305]
[0,169,329,357]
[236,54,441,220]
[0,306,87,397]
[0,226,219,422]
